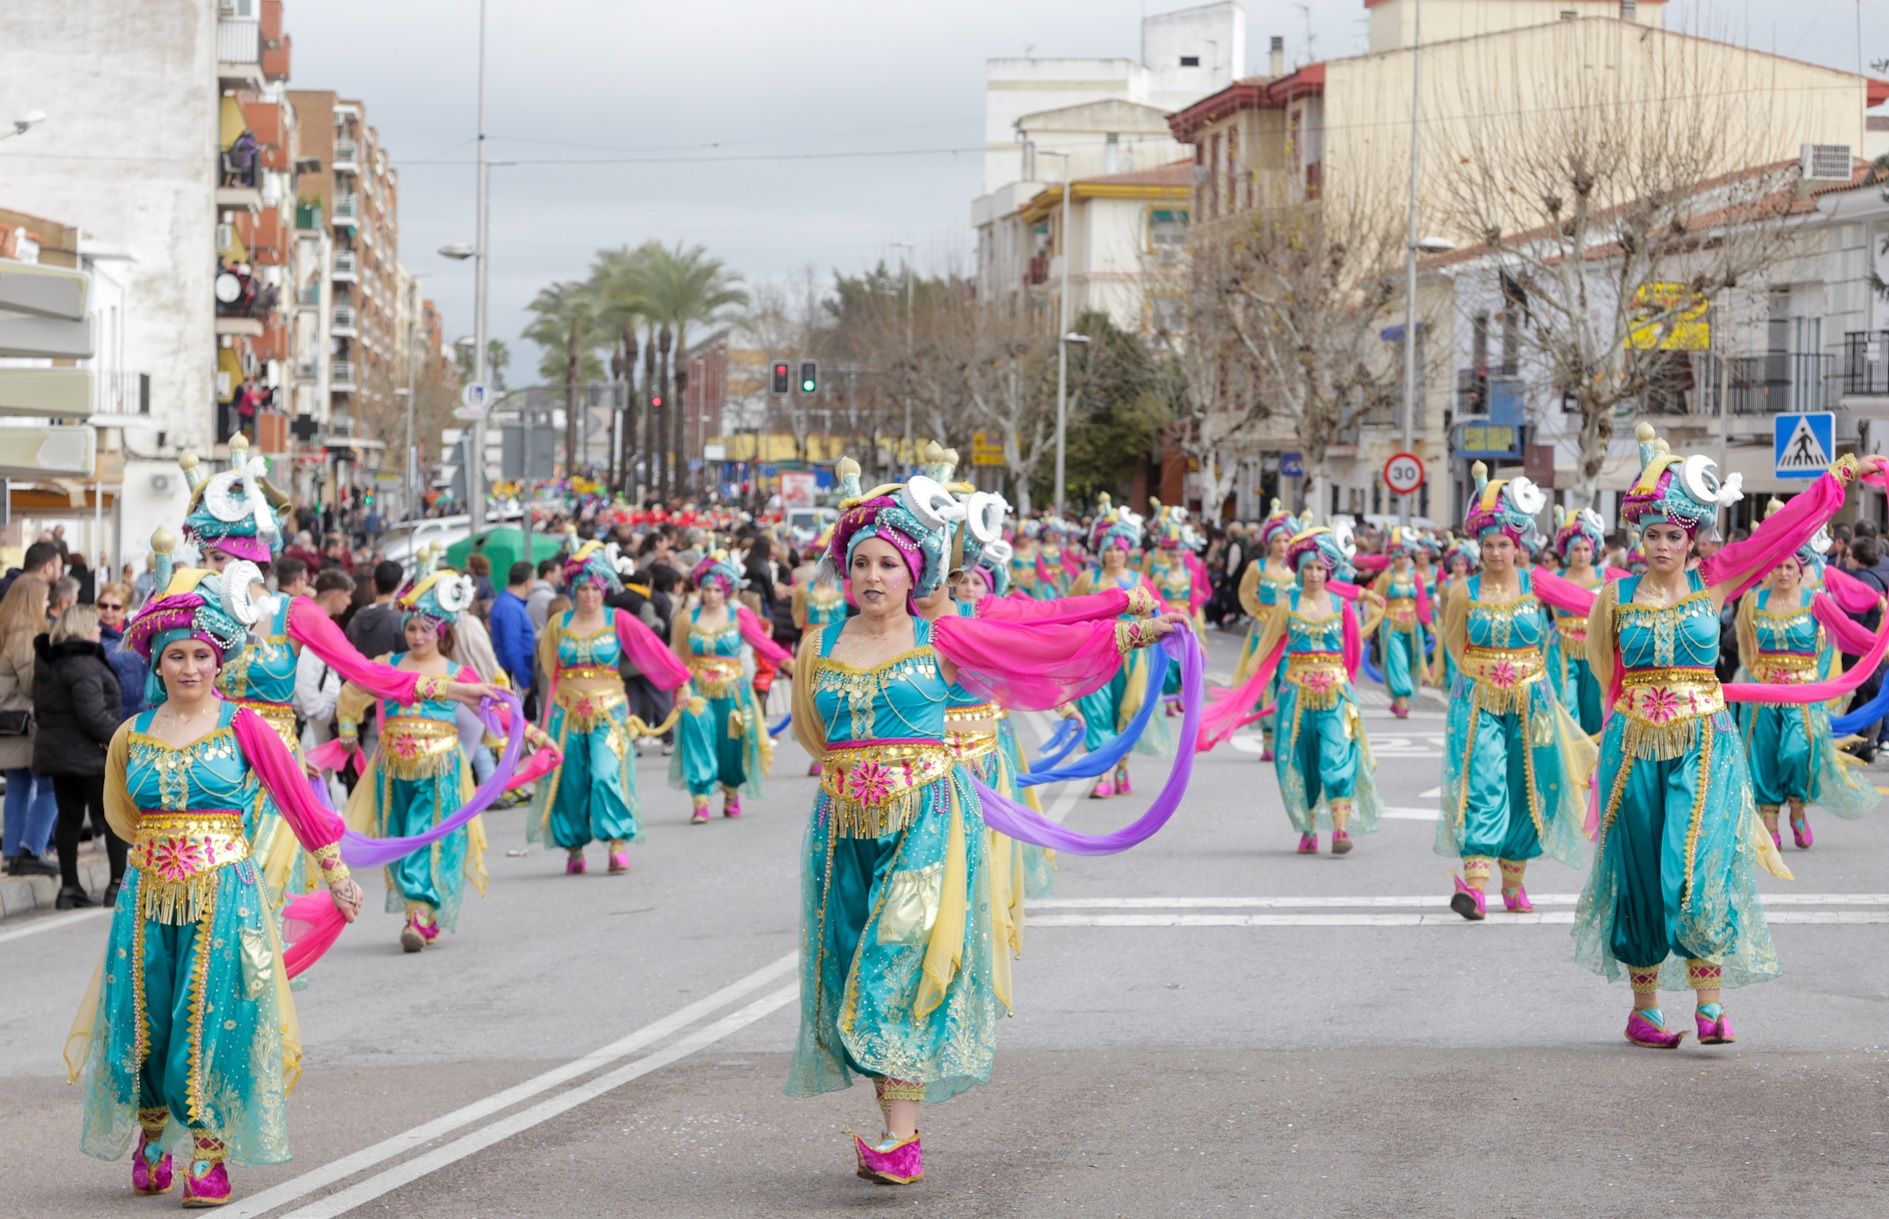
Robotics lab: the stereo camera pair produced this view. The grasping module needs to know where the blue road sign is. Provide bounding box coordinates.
[1280,451,1304,478]
[1774,412,1835,480]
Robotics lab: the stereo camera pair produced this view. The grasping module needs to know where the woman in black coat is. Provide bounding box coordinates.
[32,605,126,908]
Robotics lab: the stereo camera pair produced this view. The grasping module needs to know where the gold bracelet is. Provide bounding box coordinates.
[1829,453,1861,485]
[1126,585,1158,618]
[313,842,352,886]
[415,674,445,700]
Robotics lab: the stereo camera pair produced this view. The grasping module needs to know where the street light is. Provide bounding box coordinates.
[1037,148,1076,517]
[0,110,46,140]
[890,240,915,464]
[437,243,476,261]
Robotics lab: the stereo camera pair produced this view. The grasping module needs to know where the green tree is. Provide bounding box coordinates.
[636,242,749,497]
[1046,310,1170,510]
[523,280,608,473]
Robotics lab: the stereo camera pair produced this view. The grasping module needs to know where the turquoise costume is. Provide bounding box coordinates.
[1547,584,1606,734]
[1072,570,1165,756]
[1438,570,1589,870]
[1270,589,1383,836]
[671,606,771,801]
[1736,589,1876,819]
[73,704,305,1168]
[1376,570,1425,704]
[213,596,306,892]
[788,617,998,1103]
[531,611,645,852]
[1572,571,1778,987]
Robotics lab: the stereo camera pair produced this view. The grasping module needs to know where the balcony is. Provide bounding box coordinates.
[333,250,358,282]
[1026,254,1050,286]
[295,281,321,309]
[261,0,291,80]
[1640,352,1833,419]
[215,140,262,211]
[332,306,358,337]
[102,372,152,417]
[334,140,359,173]
[1842,330,1889,397]
[333,196,359,225]
[215,264,278,331]
[294,198,322,230]
[216,17,262,88]
[332,360,356,391]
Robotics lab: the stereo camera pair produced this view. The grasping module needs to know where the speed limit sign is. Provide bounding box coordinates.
[1383,451,1425,496]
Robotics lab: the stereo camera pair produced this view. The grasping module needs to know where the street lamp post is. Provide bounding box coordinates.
[1398,0,1423,527]
[890,240,914,466]
[470,0,489,533]
[1037,149,1076,517]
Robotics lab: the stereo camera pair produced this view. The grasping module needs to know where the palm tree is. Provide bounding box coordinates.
[523,280,606,475]
[636,242,749,497]
[587,245,653,493]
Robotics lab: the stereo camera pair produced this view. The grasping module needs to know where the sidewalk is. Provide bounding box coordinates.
[0,847,111,921]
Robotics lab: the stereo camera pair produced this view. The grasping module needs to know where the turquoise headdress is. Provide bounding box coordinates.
[690,550,745,595]
[1552,505,1607,563]
[1464,461,1547,550]
[1284,519,1357,581]
[1088,493,1145,553]
[1620,422,1742,537]
[123,528,265,703]
[396,547,476,630]
[956,487,1014,596]
[821,464,964,602]
[562,533,628,595]
[179,434,287,564]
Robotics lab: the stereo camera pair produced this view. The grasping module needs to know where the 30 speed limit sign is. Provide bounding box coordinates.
[1382,451,1425,496]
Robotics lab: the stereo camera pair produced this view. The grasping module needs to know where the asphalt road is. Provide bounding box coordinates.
[2,627,1886,1218]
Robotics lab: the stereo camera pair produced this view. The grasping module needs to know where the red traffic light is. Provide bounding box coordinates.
[771,362,791,394]
[650,394,664,409]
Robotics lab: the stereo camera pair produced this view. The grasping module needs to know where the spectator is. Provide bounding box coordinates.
[527,558,560,631]
[66,552,96,606]
[622,563,680,751]
[0,539,63,599]
[95,581,145,721]
[131,553,159,610]
[466,551,496,609]
[274,555,311,599]
[295,569,355,802]
[283,530,323,573]
[0,576,57,876]
[320,532,355,573]
[32,604,126,908]
[1842,536,1889,761]
[346,559,406,659]
[490,560,537,699]
[48,575,80,623]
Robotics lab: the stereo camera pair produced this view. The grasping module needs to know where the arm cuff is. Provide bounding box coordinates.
[313,842,352,886]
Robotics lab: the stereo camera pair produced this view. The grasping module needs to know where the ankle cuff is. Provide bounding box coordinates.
[1686,959,1723,990]
[1627,965,1662,992]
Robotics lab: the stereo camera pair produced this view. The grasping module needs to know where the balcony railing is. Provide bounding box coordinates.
[216,18,260,64]
[333,196,359,224]
[1641,352,1833,417]
[295,282,321,307]
[1842,330,1889,396]
[334,140,359,170]
[333,250,357,279]
[332,360,356,390]
[103,372,151,416]
[294,199,322,230]
[332,306,357,333]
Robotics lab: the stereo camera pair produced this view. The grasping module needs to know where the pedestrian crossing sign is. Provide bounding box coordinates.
[1774,412,1835,480]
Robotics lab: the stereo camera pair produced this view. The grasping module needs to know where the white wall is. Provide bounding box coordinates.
[1368,0,1665,53]
[0,0,219,454]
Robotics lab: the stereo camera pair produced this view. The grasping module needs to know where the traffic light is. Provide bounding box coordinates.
[799,359,818,394]
[771,362,790,394]
[650,391,664,411]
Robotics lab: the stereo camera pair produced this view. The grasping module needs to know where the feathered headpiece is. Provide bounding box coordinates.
[955,487,1014,596]
[1463,461,1547,550]
[1148,499,1193,551]
[1620,422,1742,538]
[1088,493,1144,553]
[396,546,477,632]
[562,532,630,595]
[1762,496,1830,572]
[1285,519,1357,581]
[179,435,288,564]
[1256,498,1299,549]
[690,550,745,595]
[1441,534,1480,572]
[123,528,263,702]
[820,471,964,603]
[1552,505,1607,563]
[1381,524,1422,559]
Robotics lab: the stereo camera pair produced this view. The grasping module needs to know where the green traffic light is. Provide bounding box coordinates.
[801,379,816,393]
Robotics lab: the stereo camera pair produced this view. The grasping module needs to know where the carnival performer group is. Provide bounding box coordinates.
[54,416,1889,1204]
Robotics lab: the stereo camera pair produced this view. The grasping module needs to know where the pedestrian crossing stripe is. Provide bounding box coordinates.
[1775,412,1834,476]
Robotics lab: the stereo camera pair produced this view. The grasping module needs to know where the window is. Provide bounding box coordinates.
[1148,207,1190,253]
[1149,294,1187,337]
[1180,55,1200,67]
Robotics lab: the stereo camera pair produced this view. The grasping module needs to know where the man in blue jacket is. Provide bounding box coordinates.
[490,560,538,712]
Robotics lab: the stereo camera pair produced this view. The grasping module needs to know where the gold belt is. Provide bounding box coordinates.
[1283,652,1346,709]
[1555,618,1589,647]
[1385,599,1418,628]
[558,684,627,729]
[945,702,1004,760]
[233,699,299,748]
[380,716,463,778]
[558,665,620,682]
[820,742,953,839]
[1753,652,1818,684]
[132,810,250,925]
[689,656,743,698]
[1459,645,1545,715]
[1614,666,1727,760]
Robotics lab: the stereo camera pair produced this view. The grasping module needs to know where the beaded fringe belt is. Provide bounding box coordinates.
[944,702,1005,761]
[1751,652,1818,685]
[1460,645,1546,717]
[1283,652,1347,711]
[557,684,628,731]
[689,657,743,699]
[379,717,462,780]
[1555,617,1590,648]
[820,740,953,839]
[132,810,249,925]
[1385,600,1419,629]
[1613,666,1726,760]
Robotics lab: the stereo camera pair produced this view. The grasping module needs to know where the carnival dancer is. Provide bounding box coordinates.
[1243,522,1388,854]
[1067,496,1168,797]
[1733,525,1880,849]
[333,559,528,949]
[1436,536,1478,690]
[786,471,1186,1185]
[1235,500,1299,761]
[531,540,692,868]
[64,555,365,1206]
[1007,520,1048,600]
[174,440,491,898]
[792,522,850,776]
[1369,526,1431,719]
[1574,426,1889,1048]
[671,552,794,823]
[1548,506,1609,734]
[1439,465,1593,920]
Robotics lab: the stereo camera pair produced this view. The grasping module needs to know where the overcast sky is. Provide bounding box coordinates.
[286,0,1885,382]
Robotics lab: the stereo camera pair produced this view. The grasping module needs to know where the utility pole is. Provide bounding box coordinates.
[468,0,490,532]
[1038,149,1074,517]
[1397,0,1423,528]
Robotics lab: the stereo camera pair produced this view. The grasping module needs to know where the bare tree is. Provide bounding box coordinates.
[1432,21,1806,502]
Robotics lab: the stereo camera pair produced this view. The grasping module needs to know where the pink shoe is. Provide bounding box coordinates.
[690,801,710,825]
[1297,833,1319,854]
[1770,828,1782,850]
[723,795,742,819]
[131,1129,172,1196]
[1089,780,1114,799]
[1259,748,1275,762]
[1625,1010,1686,1049]
[607,849,630,873]
[1695,1008,1737,1045]
[1790,813,1813,850]
[852,1131,924,1185]
[181,1139,231,1207]
[565,851,587,875]
[1449,876,1486,921]
[1391,703,1409,719]
[1501,885,1533,913]
[1115,772,1132,796]
[1330,829,1353,855]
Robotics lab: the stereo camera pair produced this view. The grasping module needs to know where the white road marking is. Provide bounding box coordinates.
[0,907,108,945]
[1384,805,1443,820]
[226,953,795,1218]
[1033,893,1889,909]
[1419,786,1443,799]
[1029,911,1889,928]
[277,985,798,1219]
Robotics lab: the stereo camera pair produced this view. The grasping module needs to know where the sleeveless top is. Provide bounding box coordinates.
[1457,571,1550,714]
[810,617,952,838]
[216,598,299,745]
[555,610,623,673]
[1612,570,1726,758]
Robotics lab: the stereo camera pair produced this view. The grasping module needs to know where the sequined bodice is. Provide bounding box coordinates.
[375,653,460,723]
[214,598,297,705]
[1286,591,1346,654]
[1753,589,1817,656]
[1615,572,1719,670]
[812,617,947,741]
[1094,570,1146,620]
[804,583,846,627]
[1151,553,1191,600]
[1464,573,1548,650]
[1255,566,1294,608]
[687,609,742,659]
[1387,577,1416,602]
[1009,554,1038,587]
[556,612,622,670]
[126,704,255,815]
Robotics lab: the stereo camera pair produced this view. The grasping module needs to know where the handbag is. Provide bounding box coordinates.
[0,709,32,737]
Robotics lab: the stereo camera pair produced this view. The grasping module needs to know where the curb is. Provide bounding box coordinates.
[0,849,112,921]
